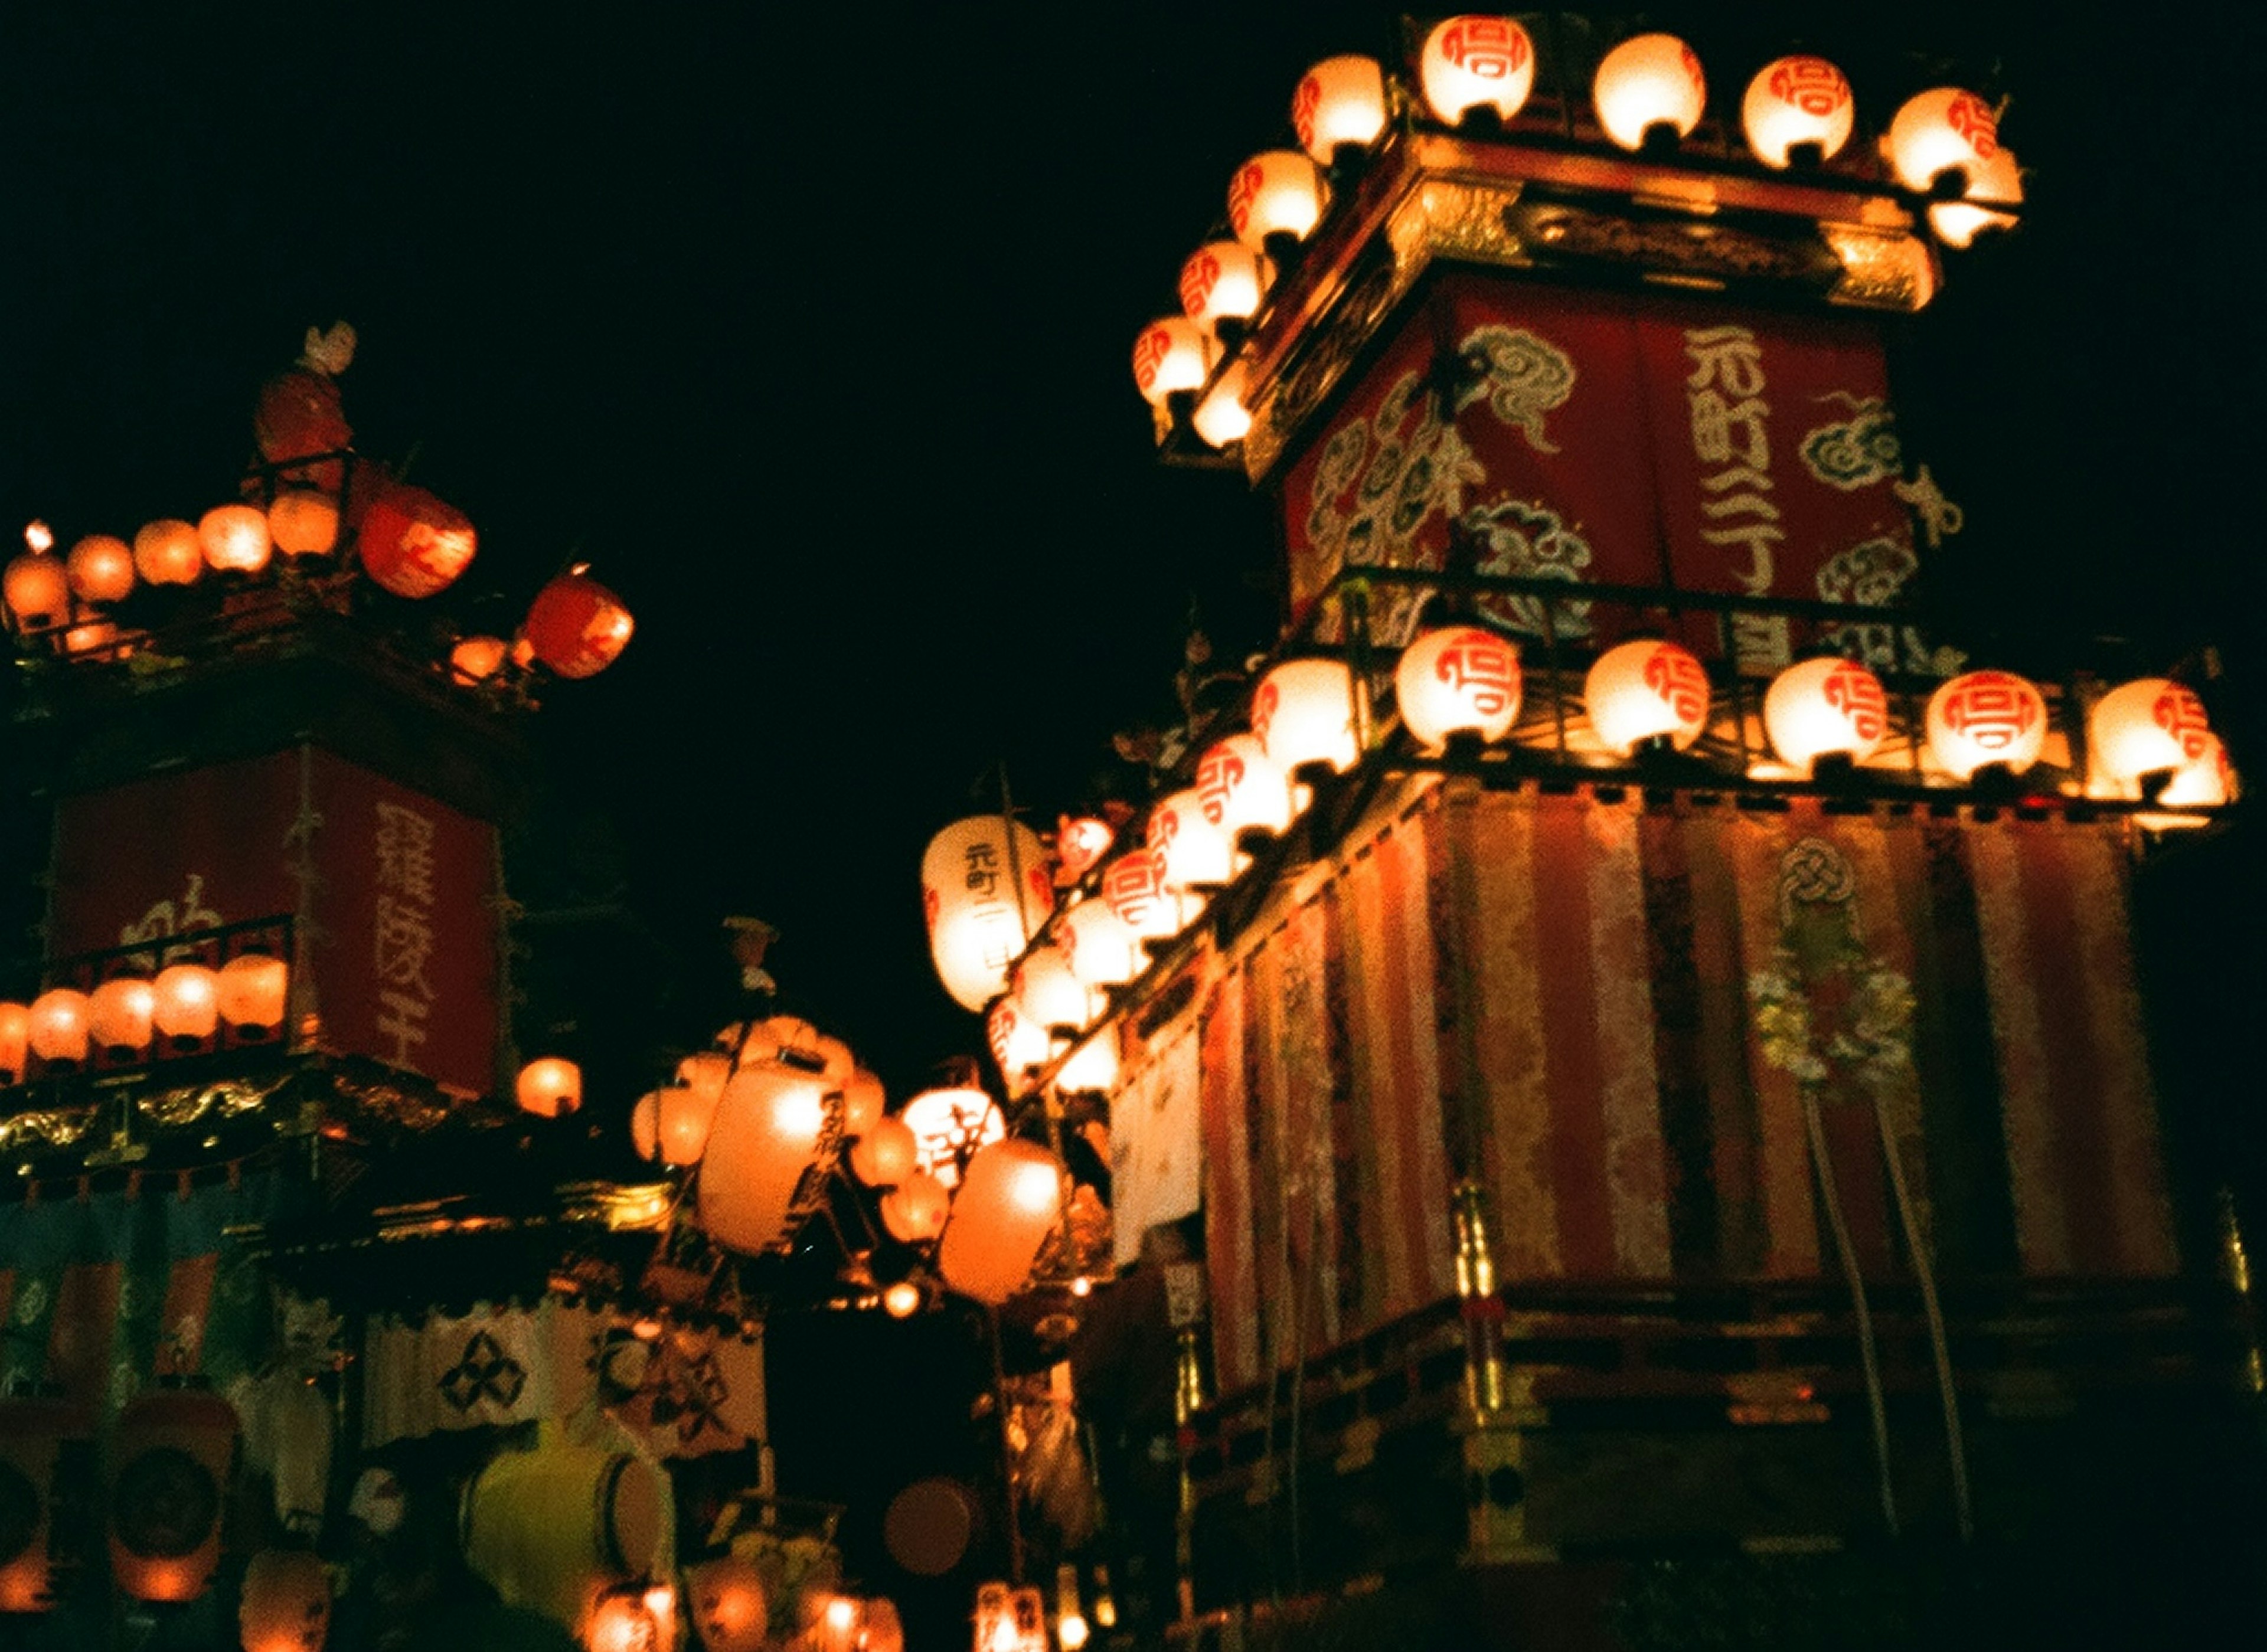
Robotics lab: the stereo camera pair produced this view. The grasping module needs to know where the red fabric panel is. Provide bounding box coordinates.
[44,1261,119,1408]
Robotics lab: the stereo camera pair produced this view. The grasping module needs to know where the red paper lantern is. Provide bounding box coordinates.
[110,1389,237,1602]
[256,367,352,492]
[0,1002,28,1082]
[937,1140,1066,1305]
[518,1057,583,1118]
[4,553,71,632]
[880,1170,950,1243]
[152,963,221,1044]
[218,953,290,1035]
[0,1398,89,1613]
[67,534,137,604]
[357,486,477,598]
[89,976,157,1053]
[267,491,341,557]
[450,635,511,684]
[198,503,273,575]
[525,570,635,679]
[850,1115,919,1188]
[133,520,204,587]
[27,989,90,1065]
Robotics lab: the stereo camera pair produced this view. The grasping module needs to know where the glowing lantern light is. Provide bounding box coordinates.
[27,989,90,1064]
[1148,789,1237,893]
[1593,32,1706,151]
[1191,361,1253,450]
[1254,658,1360,774]
[1058,897,1142,990]
[883,1280,923,1319]
[525,568,635,678]
[900,1085,1004,1188]
[267,490,340,557]
[937,1139,1066,1306]
[239,1548,331,1652]
[631,1091,661,1161]
[698,1060,834,1254]
[1930,145,2022,248]
[197,503,272,574]
[0,1395,81,1611]
[881,1170,951,1243]
[218,953,289,1035]
[1395,625,1521,751]
[110,1389,236,1603]
[1196,733,1296,839]
[1054,816,1114,885]
[22,522,51,554]
[921,816,1054,1013]
[842,1068,887,1138]
[152,963,222,1043]
[850,1115,919,1188]
[1010,944,1100,1034]
[1742,56,1854,168]
[1924,669,2047,780]
[586,1585,662,1652]
[1585,639,1710,755]
[1225,151,1327,252]
[686,1554,768,1652]
[0,1002,28,1082]
[1131,318,1211,406]
[451,635,511,684]
[1763,657,1888,773]
[976,1582,1050,1652]
[2149,731,2239,820]
[89,977,156,1053]
[67,535,136,604]
[61,619,120,658]
[4,552,70,632]
[1419,16,1536,127]
[1056,1029,1119,1095]
[133,519,204,586]
[1102,849,1184,943]
[1886,87,2000,194]
[987,997,1051,1094]
[1292,55,1389,164]
[1178,242,1270,338]
[517,1056,583,1119]
[357,486,477,598]
[2089,676,2212,788]
[657,1084,722,1166]
[863,1598,907,1652]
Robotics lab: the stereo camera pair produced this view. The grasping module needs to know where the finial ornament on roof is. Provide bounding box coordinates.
[298,321,358,377]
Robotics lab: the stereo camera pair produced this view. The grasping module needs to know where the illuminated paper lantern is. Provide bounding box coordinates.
[586,1586,662,1652]
[900,1085,1004,1188]
[256,364,351,471]
[2150,732,2239,817]
[239,1548,331,1652]
[679,1049,731,1103]
[1102,850,1183,943]
[1418,15,1536,127]
[1292,55,1388,163]
[4,552,70,631]
[1054,816,1114,885]
[658,1082,723,1166]
[1763,657,1888,772]
[517,1056,583,1118]
[1058,897,1142,989]
[922,816,1054,1013]
[1148,788,1237,891]
[218,953,289,1034]
[1191,361,1252,450]
[450,635,511,684]
[28,988,90,1064]
[1585,639,1710,755]
[1253,658,1359,774]
[883,1279,923,1318]
[1010,944,1100,1034]
[89,977,156,1053]
[631,1090,661,1160]
[1177,241,1269,336]
[1225,151,1326,251]
[267,490,340,557]
[1886,87,1999,194]
[698,1059,833,1253]
[1592,32,1706,151]
[1925,669,2047,780]
[842,1067,887,1137]
[61,619,120,659]
[1130,317,1211,406]
[881,1170,951,1242]
[2089,676,2212,787]
[198,503,273,574]
[0,1396,84,1612]
[1196,732,1296,838]
[687,1554,769,1652]
[133,519,205,586]
[863,1598,906,1652]
[1056,1030,1119,1095]
[67,534,136,604]
[1742,55,1854,168]
[110,1389,237,1602]
[937,1140,1066,1306]
[1930,145,2022,248]
[357,486,477,598]
[524,569,635,678]
[0,1002,28,1082]
[1395,625,1521,751]
[850,1115,919,1188]
[987,997,1051,1092]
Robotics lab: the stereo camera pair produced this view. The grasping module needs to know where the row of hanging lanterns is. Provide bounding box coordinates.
[0,955,289,1081]
[1133,17,2021,443]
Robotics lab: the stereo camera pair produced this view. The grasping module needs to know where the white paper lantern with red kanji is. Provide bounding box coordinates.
[66,534,136,604]
[698,1059,834,1253]
[516,1056,582,1118]
[133,520,204,587]
[1585,639,1710,755]
[900,1085,1004,1188]
[881,1170,951,1243]
[1147,788,1237,892]
[1763,657,1889,772]
[198,504,273,575]
[1925,669,2047,780]
[357,486,476,598]
[1225,151,1326,251]
[1191,361,1253,450]
[938,1140,1066,1306]
[1592,33,1706,151]
[2089,677,2212,787]
[1178,242,1270,336]
[1054,817,1115,885]
[922,817,1055,1013]
[1292,55,1388,163]
[525,570,634,678]
[1742,55,1854,168]
[1395,625,1521,751]
[987,997,1051,1092]
[89,977,156,1053]
[1058,897,1142,989]
[1196,732,1297,838]
[1130,318,1211,406]
[1886,87,2000,194]
[850,1114,919,1187]
[1418,16,1536,127]
[1253,658,1360,774]
[1102,849,1184,943]
[1930,146,2022,248]
[1011,944,1100,1034]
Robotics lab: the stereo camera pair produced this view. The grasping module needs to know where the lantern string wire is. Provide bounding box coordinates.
[1873,1092,1975,1541]
[1801,1088,1900,1537]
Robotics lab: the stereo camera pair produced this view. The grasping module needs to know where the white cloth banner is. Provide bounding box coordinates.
[609,1326,767,1460]
[1110,1019,1204,1269]
[362,1300,602,1448]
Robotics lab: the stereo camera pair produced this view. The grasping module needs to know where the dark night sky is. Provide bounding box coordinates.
[0,1,2260,1113]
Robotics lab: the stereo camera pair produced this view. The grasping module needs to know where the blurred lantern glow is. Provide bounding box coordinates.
[1925,669,2047,780]
[921,817,1054,1013]
[883,1279,923,1319]
[450,635,510,684]
[61,619,120,658]
[1190,361,1253,450]
[1741,55,1854,168]
[358,486,477,598]
[89,977,156,1052]
[881,1171,950,1243]
[1886,87,1999,194]
[1130,317,1212,406]
[658,1082,723,1166]
[1292,55,1388,163]
[27,989,90,1064]
[217,954,289,1034]
[1102,850,1184,942]
[1592,33,1706,151]
[699,1060,834,1253]
[686,1555,768,1652]
[1254,658,1360,774]
[516,1056,583,1118]
[937,1140,1067,1306]
[1396,625,1521,751]
[1054,817,1114,885]
[0,1002,31,1081]
[584,1586,661,1652]
[4,552,70,631]
[525,570,634,678]
[1763,657,1888,772]
[1148,789,1237,891]
[267,490,339,557]
[842,1068,887,1137]
[197,504,273,574]
[2089,676,2212,787]
[2149,731,2239,819]
[1056,1030,1119,1095]
[1177,241,1269,336]
[1058,897,1142,989]
[152,963,221,1043]
[1418,16,1536,126]
[1225,151,1326,251]
[238,1548,331,1652]
[1585,639,1710,755]
[987,997,1051,1091]
[900,1086,1004,1188]
[133,519,204,586]
[678,1049,731,1105]
[1012,943,1100,1033]
[67,534,136,604]
[1930,145,2022,248]
[631,1091,661,1161]
[1196,732,1297,838]
[862,1598,906,1652]
[850,1115,919,1188]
